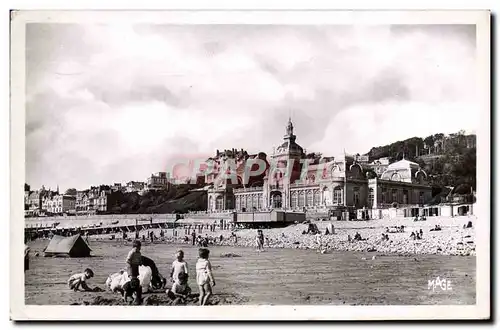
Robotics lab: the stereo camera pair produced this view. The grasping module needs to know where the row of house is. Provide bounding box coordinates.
[24,186,76,217]
[25,172,172,217]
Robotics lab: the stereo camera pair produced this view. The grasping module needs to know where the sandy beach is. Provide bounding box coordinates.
[25,239,475,306]
[96,215,476,256]
[24,215,476,306]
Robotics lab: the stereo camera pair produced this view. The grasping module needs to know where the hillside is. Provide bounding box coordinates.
[365,131,476,189]
[106,184,207,214]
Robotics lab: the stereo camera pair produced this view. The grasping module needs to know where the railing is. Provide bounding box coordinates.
[289,182,320,188]
[233,186,264,193]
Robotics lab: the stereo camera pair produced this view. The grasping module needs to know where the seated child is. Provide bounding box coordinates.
[68,268,94,292]
[166,272,191,303]
[119,277,141,304]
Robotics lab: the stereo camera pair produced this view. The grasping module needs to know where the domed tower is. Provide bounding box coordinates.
[266,117,305,209]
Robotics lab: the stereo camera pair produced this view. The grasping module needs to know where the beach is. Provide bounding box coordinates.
[25,215,476,306]
[99,215,477,256]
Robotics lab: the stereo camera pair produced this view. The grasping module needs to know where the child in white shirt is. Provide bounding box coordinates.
[170,250,188,284]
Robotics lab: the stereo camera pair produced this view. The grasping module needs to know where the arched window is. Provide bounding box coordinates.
[403,189,409,204]
[291,192,298,209]
[419,191,424,205]
[333,187,343,205]
[272,193,282,208]
[216,196,224,210]
[241,195,247,210]
[306,191,313,207]
[313,190,320,205]
[298,191,305,207]
[391,173,401,182]
[368,188,374,207]
[353,187,360,206]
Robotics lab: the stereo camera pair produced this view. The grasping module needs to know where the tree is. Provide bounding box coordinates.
[64,188,77,196]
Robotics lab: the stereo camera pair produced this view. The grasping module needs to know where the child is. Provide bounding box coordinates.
[170,250,188,284]
[196,248,215,306]
[68,268,94,292]
[119,277,140,304]
[126,240,142,279]
[166,272,191,304]
[126,240,142,304]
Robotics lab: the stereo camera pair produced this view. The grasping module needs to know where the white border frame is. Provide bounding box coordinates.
[10,10,490,320]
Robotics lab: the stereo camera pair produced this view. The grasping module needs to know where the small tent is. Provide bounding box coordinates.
[44,234,92,257]
[24,245,30,271]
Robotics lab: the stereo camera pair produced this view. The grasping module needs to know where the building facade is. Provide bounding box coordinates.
[146,172,171,191]
[126,181,145,193]
[206,118,433,219]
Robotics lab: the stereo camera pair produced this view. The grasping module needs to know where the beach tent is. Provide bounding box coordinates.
[44,234,92,257]
[24,245,30,271]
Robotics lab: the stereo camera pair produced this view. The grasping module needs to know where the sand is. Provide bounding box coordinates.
[25,238,475,306]
[99,215,476,256]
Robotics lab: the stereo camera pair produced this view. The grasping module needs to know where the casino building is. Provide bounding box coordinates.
[205,118,432,219]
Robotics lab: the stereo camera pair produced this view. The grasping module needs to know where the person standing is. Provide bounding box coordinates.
[126,240,143,305]
[191,230,196,246]
[196,248,216,306]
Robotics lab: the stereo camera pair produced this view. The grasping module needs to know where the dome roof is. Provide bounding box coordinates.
[276,139,304,155]
[386,159,420,170]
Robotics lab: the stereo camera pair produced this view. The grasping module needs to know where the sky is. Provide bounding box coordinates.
[25,24,478,191]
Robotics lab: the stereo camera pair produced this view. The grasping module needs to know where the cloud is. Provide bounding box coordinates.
[25,24,477,190]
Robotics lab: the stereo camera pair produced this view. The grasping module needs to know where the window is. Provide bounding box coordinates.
[216,196,224,210]
[392,189,398,203]
[368,188,374,207]
[273,194,282,208]
[258,195,263,209]
[313,190,320,206]
[291,192,298,209]
[298,192,305,207]
[353,187,360,206]
[333,187,343,205]
[403,189,409,204]
[419,192,424,205]
[306,191,313,207]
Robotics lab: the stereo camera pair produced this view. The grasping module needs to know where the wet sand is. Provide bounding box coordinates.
[25,239,475,305]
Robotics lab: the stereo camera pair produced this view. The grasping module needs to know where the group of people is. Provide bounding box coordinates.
[414,215,427,222]
[410,229,424,240]
[67,240,216,306]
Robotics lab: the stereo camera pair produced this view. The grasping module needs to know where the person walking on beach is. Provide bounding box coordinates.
[256,230,264,251]
[316,232,323,252]
[196,248,215,306]
[126,240,142,304]
[191,231,196,246]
